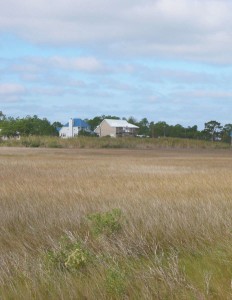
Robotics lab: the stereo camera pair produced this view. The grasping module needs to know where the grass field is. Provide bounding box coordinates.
[1,147,232,299]
[0,135,230,150]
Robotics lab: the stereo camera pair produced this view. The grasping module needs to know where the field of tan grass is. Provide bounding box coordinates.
[1,147,232,299]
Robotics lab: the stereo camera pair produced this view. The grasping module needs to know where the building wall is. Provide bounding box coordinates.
[0,135,20,141]
[59,118,91,138]
[59,126,79,138]
[69,119,73,138]
[95,120,139,137]
[96,120,117,137]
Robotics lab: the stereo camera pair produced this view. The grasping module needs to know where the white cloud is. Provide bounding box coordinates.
[0,83,26,95]
[49,56,104,72]
[0,83,26,102]
[1,0,232,63]
[171,89,232,100]
[8,56,105,74]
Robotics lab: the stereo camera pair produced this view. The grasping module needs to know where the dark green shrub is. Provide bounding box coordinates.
[87,209,123,236]
[29,141,41,147]
[47,141,62,148]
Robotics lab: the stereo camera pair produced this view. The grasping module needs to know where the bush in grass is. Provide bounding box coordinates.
[87,209,123,236]
[29,141,41,147]
[46,237,90,271]
[105,266,127,298]
[21,137,42,147]
[47,141,62,148]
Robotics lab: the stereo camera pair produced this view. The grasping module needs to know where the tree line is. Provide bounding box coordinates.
[0,112,59,137]
[0,111,232,142]
[86,115,232,142]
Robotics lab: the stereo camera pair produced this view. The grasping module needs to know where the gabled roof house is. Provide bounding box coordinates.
[58,118,90,138]
[94,119,139,137]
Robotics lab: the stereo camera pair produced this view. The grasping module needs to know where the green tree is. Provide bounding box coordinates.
[185,125,198,139]
[221,124,232,143]
[126,116,137,125]
[137,118,150,136]
[0,111,6,121]
[86,116,103,131]
[52,121,63,128]
[168,124,185,138]
[204,121,222,141]
[150,121,169,137]
[0,118,18,137]
[0,116,58,137]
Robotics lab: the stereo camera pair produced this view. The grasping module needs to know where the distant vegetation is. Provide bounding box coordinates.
[0,112,58,137]
[0,111,232,143]
[0,135,230,150]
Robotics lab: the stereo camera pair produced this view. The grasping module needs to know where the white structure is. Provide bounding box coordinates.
[0,128,20,140]
[94,119,139,137]
[58,118,90,138]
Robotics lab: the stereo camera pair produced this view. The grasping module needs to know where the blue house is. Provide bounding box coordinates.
[58,118,90,138]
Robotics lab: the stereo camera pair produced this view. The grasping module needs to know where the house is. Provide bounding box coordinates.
[94,119,139,138]
[0,128,20,140]
[58,118,90,138]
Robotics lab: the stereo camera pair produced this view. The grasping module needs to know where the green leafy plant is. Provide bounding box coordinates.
[46,237,90,271]
[87,209,123,236]
[105,266,127,297]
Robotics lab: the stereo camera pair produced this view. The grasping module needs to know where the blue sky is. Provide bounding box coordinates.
[1,0,232,128]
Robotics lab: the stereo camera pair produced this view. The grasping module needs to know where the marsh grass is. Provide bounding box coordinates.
[0,135,230,150]
[1,147,232,299]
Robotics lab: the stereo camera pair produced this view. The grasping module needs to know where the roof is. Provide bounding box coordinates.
[63,118,90,128]
[104,119,139,128]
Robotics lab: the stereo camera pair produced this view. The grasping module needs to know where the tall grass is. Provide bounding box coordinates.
[0,135,230,149]
[1,147,232,299]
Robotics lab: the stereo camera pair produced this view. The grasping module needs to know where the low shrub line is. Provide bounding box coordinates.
[0,135,230,149]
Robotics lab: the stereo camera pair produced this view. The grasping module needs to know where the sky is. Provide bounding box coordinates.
[1,0,232,128]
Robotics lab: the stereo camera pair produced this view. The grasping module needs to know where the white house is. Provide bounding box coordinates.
[94,119,139,138]
[58,118,90,138]
[0,128,20,140]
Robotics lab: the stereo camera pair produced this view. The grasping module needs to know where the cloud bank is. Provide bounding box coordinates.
[1,0,232,127]
[0,0,232,63]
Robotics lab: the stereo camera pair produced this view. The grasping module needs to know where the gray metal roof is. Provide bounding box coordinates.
[104,119,139,128]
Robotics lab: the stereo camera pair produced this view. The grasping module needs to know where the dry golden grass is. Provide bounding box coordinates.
[1,147,232,299]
